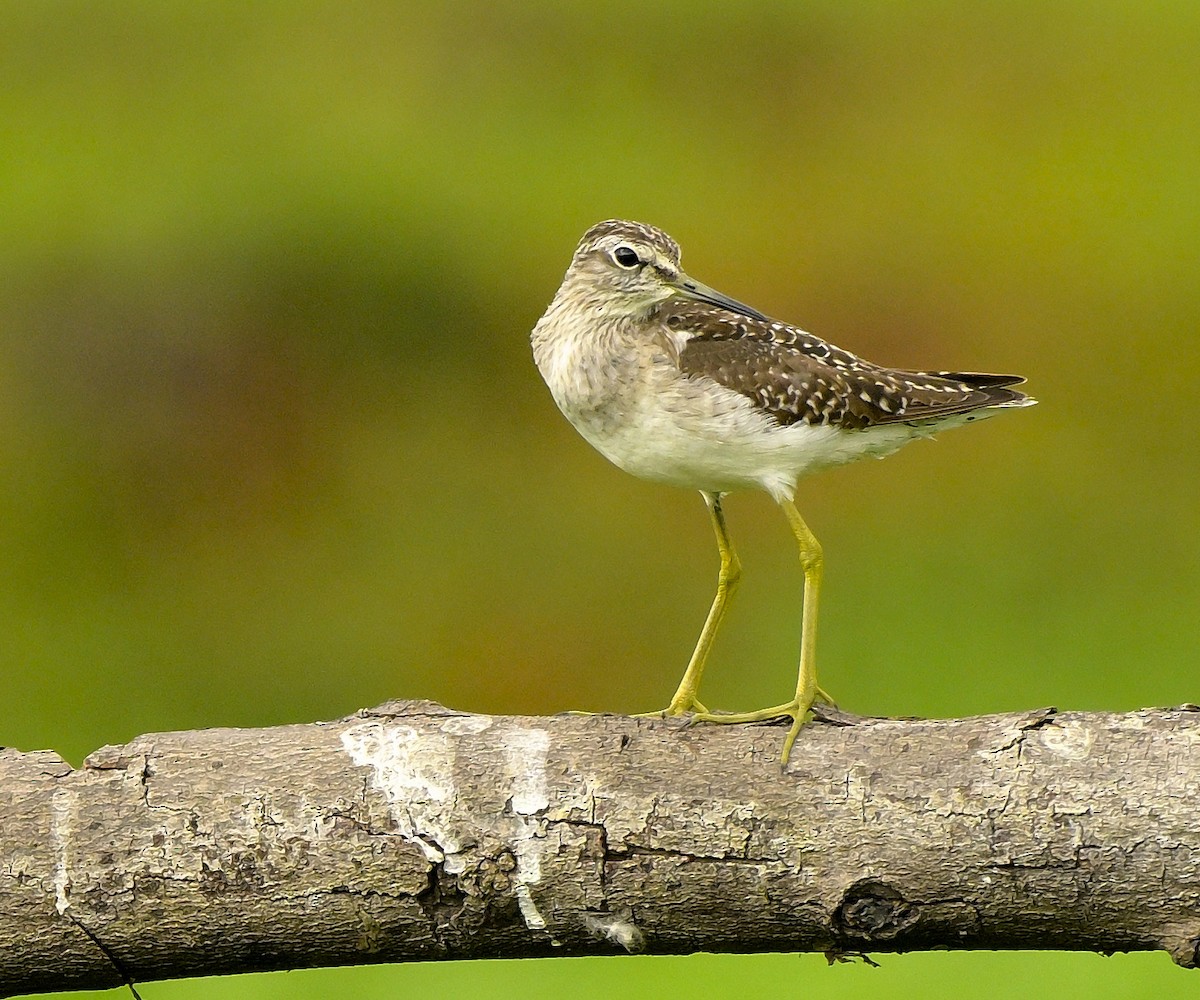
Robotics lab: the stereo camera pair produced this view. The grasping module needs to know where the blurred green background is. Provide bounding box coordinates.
[3,1,1198,997]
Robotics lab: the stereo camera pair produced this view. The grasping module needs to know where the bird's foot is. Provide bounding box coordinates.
[690,693,818,764]
[565,695,711,720]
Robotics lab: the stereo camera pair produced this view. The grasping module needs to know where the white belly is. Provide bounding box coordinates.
[572,379,925,503]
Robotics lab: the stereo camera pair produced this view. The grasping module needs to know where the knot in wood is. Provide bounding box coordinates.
[834,880,919,941]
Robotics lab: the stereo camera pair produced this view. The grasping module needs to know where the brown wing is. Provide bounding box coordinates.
[666,302,1030,429]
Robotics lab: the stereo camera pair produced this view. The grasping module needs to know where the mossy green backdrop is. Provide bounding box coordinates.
[3,2,1198,997]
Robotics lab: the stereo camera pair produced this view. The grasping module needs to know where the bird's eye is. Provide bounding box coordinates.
[612,246,641,268]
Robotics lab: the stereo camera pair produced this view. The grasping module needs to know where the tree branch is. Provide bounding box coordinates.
[2,701,1198,995]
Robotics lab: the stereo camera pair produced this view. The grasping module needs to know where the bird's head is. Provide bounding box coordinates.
[561,219,765,321]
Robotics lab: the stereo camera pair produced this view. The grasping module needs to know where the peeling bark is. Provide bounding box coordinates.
[1,701,1198,995]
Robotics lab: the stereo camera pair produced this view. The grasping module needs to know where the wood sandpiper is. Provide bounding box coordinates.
[531,219,1035,763]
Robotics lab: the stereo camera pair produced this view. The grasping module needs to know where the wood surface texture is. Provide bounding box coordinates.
[2,701,1198,995]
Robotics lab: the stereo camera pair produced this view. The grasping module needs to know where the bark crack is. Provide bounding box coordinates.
[63,912,143,1000]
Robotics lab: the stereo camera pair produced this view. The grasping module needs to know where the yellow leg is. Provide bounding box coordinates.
[638,491,741,718]
[692,498,825,764]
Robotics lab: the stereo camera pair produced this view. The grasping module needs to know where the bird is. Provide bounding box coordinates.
[530,219,1034,763]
